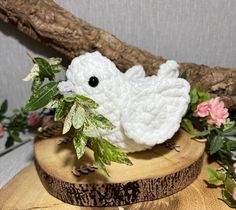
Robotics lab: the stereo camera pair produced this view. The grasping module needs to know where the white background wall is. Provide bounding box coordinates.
[1,0,236,111]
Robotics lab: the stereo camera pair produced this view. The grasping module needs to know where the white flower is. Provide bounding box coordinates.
[23,64,40,81]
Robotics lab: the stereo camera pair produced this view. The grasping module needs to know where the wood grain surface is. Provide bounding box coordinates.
[0,155,231,210]
[32,130,205,206]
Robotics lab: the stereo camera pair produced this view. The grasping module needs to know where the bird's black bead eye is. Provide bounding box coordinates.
[88,76,99,87]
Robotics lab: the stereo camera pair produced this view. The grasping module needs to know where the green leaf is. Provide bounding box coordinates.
[209,135,224,155]
[88,137,132,176]
[189,88,210,111]
[54,100,67,121]
[100,138,133,165]
[94,155,109,176]
[63,102,76,134]
[11,131,22,143]
[224,127,236,136]
[73,131,87,160]
[194,130,210,137]
[181,118,196,135]
[207,168,225,185]
[34,57,54,79]
[190,89,199,105]
[89,139,110,176]
[197,89,211,102]
[90,138,132,166]
[226,140,236,151]
[223,120,235,131]
[31,77,43,94]
[5,136,14,148]
[224,176,236,194]
[51,65,65,73]
[222,189,236,208]
[63,93,79,103]
[48,57,62,65]
[72,105,85,129]
[91,114,115,130]
[25,81,58,112]
[45,99,60,109]
[0,100,8,114]
[76,95,99,109]
[83,122,99,138]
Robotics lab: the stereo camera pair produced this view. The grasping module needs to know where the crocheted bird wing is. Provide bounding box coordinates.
[121,78,190,146]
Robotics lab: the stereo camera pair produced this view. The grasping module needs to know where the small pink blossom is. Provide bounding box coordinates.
[195,101,210,117]
[27,112,40,126]
[195,97,229,127]
[207,97,229,127]
[0,123,4,138]
[233,188,236,201]
[41,116,54,128]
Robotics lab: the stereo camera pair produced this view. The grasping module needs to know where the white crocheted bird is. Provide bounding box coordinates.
[58,51,190,153]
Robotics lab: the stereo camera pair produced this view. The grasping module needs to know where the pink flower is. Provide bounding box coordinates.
[195,101,210,117]
[27,112,40,126]
[207,97,229,127]
[195,97,229,127]
[233,188,236,201]
[0,123,4,138]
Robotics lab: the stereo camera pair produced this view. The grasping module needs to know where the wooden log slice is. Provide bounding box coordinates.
[34,130,205,207]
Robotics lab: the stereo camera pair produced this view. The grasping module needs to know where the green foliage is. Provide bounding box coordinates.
[189,88,211,111]
[181,118,196,135]
[0,100,8,114]
[0,104,51,148]
[209,135,225,155]
[25,81,59,112]
[54,100,68,121]
[222,189,236,208]
[207,168,236,207]
[0,100,8,121]
[34,57,54,79]
[75,95,99,109]
[89,138,133,176]
[72,105,85,129]
[22,55,132,176]
[5,136,14,148]
[207,167,226,185]
[73,131,87,160]
[224,126,236,136]
[91,114,115,130]
[57,94,132,175]
[181,87,236,207]
[31,77,43,94]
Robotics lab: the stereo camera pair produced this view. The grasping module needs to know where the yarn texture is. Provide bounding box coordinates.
[58,52,190,152]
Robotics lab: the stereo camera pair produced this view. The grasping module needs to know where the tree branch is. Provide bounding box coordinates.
[0,0,235,108]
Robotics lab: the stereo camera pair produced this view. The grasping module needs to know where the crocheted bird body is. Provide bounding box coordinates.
[58,52,190,153]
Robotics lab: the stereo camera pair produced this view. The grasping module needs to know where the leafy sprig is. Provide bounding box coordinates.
[24,56,132,176]
[207,168,236,208]
[0,99,54,149]
[181,88,236,206]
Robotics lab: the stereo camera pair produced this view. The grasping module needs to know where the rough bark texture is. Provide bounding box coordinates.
[35,155,204,207]
[0,0,236,108]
